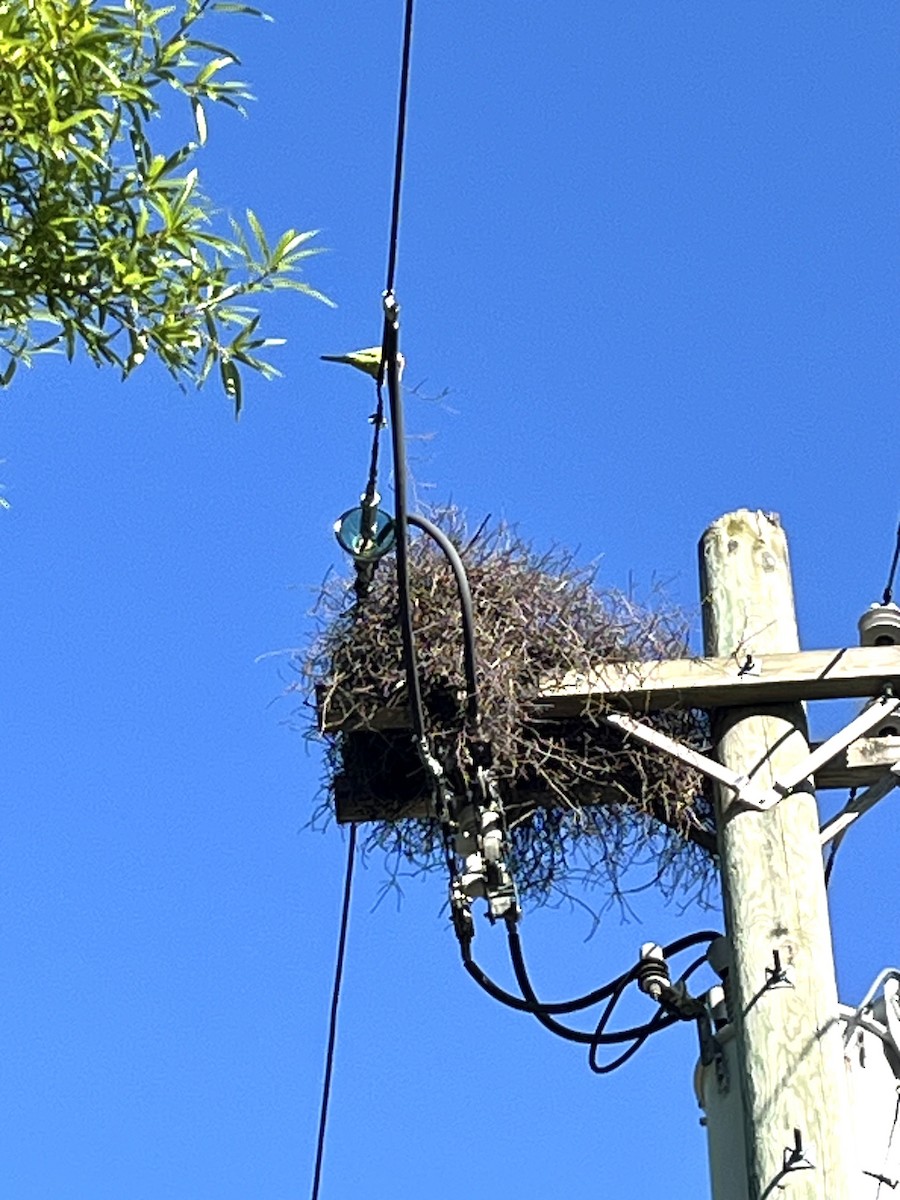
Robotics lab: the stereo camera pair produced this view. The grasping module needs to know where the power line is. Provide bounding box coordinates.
[365,0,416,476]
[310,10,417,1195]
[882,519,900,605]
[309,824,357,1200]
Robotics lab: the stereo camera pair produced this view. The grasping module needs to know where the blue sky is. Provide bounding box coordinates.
[1,3,898,1197]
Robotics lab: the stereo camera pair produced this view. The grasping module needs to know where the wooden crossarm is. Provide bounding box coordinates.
[318,646,900,733]
[537,645,900,715]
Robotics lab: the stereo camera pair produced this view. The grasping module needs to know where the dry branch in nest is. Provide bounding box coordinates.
[302,511,718,910]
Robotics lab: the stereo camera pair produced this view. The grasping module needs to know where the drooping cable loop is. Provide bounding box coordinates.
[461,925,718,1018]
[406,512,479,726]
[495,919,719,1057]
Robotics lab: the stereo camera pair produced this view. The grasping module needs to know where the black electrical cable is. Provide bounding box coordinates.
[385,0,414,298]
[362,0,414,513]
[462,924,719,1018]
[382,316,429,751]
[407,512,479,724]
[503,921,719,1045]
[311,10,414,1196]
[309,824,357,1200]
[589,952,708,1075]
[506,921,672,1045]
[589,1010,672,1075]
[882,520,900,606]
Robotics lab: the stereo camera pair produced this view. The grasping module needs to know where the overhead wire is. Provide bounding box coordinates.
[882,519,900,606]
[362,0,415,516]
[310,7,418,1196]
[309,825,358,1200]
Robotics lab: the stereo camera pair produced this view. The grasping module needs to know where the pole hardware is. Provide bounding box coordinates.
[696,986,731,1095]
[636,942,706,1019]
[764,949,793,992]
[783,1128,816,1173]
[600,691,900,815]
[842,968,900,1052]
[448,769,519,924]
[859,602,900,648]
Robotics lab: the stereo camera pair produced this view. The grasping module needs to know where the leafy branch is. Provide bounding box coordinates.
[0,0,331,414]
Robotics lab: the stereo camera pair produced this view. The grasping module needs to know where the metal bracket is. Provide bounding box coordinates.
[820,760,900,844]
[772,695,900,799]
[599,711,772,808]
[601,694,900,815]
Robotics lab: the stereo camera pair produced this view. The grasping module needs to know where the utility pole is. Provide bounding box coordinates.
[322,507,900,1197]
[699,510,855,1199]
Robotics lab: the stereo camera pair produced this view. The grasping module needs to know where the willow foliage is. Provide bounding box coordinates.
[0,0,329,413]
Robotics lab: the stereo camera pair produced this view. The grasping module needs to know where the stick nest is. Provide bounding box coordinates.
[303,511,718,910]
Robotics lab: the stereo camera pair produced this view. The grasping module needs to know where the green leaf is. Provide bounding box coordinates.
[47,108,111,137]
[246,208,268,259]
[196,55,236,87]
[191,97,207,145]
[211,3,274,18]
[220,357,242,416]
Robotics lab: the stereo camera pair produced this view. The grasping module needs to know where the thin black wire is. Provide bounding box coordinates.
[823,792,853,888]
[310,824,357,1200]
[364,0,415,502]
[882,520,900,605]
[385,0,415,297]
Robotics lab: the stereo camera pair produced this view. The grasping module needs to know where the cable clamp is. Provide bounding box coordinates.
[452,794,520,923]
[450,878,475,946]
[382,290,400,326]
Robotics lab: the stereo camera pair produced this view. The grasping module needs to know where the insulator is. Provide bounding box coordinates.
[858,602,900,648]
[636,942,670,1000]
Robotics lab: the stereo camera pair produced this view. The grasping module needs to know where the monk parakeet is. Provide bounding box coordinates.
[320,346,405,380]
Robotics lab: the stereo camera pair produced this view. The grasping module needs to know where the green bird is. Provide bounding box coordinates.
[320,346,405,380]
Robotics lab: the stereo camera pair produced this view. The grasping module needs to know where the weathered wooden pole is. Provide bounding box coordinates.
[699,510,854,1200]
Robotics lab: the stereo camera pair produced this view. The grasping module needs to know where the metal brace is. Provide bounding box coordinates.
[600,693,900,814]
[820,760,900,844]
[599,711,771,808]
